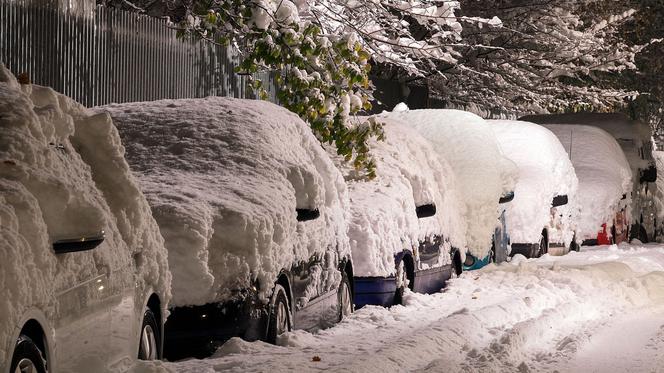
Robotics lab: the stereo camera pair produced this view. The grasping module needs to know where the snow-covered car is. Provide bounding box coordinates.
[489,120,579,258]
[523,113,656,242]
[337,117,466,308]
[543,124,632,245]
[383,108,517,269]
[0,67,171,373]
[101,97,353,360]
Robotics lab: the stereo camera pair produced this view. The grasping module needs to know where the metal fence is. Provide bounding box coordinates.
[0,0,277,107]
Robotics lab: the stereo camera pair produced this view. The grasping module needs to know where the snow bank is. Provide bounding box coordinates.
[381,109,517,258]
[335,117,467,277]
[489,120,578,245]
[0,65,170,361]
[544,125,632,240]
[99,97,349,307]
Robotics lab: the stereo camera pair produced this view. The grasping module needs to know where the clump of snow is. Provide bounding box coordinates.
[544,125,632,241]
[0,65,170,362]
[489,120,578,246]
[381,109,517,259]
[99,97,349,307]
[334,116,467,276]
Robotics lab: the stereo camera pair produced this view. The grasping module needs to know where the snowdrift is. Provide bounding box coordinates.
[336,117,467,277]
[544,125,632,240]
[489,120,578,246]
[382,109,517,259]
[0,65,170,362]
[99,97,350,307]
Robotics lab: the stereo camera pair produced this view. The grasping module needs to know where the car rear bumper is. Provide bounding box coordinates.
[510,243,539,258]
[354,276,397,309]
[164,296,268,360]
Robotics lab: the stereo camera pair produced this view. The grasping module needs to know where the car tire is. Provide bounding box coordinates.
[10,335,47,373]
[394,259,412,305]
[536,232,548,258]
[266,284,291,344]
[453,250,463,277]
[338,273,354,321]
[138,308,161,360]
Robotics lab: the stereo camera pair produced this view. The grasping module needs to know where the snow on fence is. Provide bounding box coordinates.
[0,0,277,106]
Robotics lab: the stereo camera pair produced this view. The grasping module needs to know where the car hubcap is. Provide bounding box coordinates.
[15,358,36,373]
[340,282,352,317]
[140,324,157,360]
[276,300,288,336]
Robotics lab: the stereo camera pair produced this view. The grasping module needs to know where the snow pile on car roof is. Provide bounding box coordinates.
[0,65,171,357]
[489,120,578,245]
[381,108,517,259]
[544,124,632,240]
[100,97,350,307]
[335,117,467,276]
[522,112,652,168]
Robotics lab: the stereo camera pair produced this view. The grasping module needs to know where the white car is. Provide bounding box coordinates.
[0,66,170,373]
[489,120,579,257]
[384,108,517,268]
[544,124,632,245]
[101,97,353,360]
[523,112,656,242]
[338,117,467,308]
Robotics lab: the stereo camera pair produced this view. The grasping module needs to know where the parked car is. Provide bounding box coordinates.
[543,124,632,246]
[338,117,467,308]
[384,108,517,269]
[0,67,170,373]
[489,120,579,258]
[101,97,354,360]
[522,112,657,242]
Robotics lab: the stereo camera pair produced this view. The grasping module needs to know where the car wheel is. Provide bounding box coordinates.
[10,335,46,373]
[338,273,353,321]
[453,250,463,277]
[536,232,548,258]
[394,259,410,305]
[266,284,291,344]
[569,235,580,252]
[138,308,161,360]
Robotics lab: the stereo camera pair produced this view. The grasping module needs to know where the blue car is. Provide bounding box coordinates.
[336,118,467,309]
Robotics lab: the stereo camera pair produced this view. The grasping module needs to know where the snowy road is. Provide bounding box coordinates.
[138,244,664,373]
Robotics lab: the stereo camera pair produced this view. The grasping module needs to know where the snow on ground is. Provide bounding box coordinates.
[545,125,633,241]
[137,243,664,373]
[381,108,518,259]
[335,117,467,276]
[99,97,349,307]
[489,120,578,246]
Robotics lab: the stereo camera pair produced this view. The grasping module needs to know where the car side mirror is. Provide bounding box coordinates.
[296,208,320,222]
[53,231,105,254]
[551,195,568,207]
[499,191,515,204]
[416,204,436,218]
[640,165,657,183]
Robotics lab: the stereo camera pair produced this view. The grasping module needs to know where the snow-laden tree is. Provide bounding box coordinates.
[424,0,645,117]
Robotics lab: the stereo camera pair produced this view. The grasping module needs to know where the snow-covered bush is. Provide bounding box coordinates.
[544,124,632,241]
[335,117,467,276]
[99,97,350,307]
[382,108,517,259]
[0,65,170,363]
[489,120,578,247]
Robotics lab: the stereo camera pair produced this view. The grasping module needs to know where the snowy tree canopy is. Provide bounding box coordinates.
[426,0,646,116]
[97,0,663,159]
